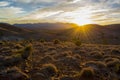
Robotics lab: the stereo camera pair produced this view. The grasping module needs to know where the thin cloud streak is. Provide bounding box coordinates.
[0,0,120,24]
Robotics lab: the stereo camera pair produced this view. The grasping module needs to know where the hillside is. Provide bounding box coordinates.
[1,23,120,44]
[0,41,120,80]
[0,23,33,40]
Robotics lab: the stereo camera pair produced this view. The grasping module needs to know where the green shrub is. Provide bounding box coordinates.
[0,41,4,45]
[74,40,82,46]
[21,44,33,60]
[40,39,45,43]
[53,39,60,44]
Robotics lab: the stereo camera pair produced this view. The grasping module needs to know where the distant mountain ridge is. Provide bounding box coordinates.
[14,23,77,30]
[0,23,120,44]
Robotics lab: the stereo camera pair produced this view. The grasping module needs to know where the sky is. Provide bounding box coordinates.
[0,0,120,25]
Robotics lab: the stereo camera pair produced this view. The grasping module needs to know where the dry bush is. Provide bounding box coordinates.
[14,44,23,49]
[0,41,5,45]
[90,51,103,59]
[54,51,72,60]
[111,49,120,55]
[21,44,33,60]
[74,54,81,60]
[39,39,45,43]
[74,40,82,46]
[73,48,86,56]
[60,76,74,80]
[53,39,60,44]
[47,50,57,56]
[75,67,95,80]
[0,54,23,67]
[103,55,112,59]
[106,59,120,73]
[104,57,119,63]
[48,47,56,51]
[0,44,33,67]
[0,67,29,80]
[32,64,58,80]
[40,55,54,64]
[84,61,106,69]
[55,56,81,72]
[42,64,58,76]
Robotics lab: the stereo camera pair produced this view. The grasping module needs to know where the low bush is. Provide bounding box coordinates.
[41,64,58,77]
[40,39,45,43]
[53,39,60,44]
[74,40,82,46]
[106,60,120,73]
[21,44,33,60]
[75,67,95,80]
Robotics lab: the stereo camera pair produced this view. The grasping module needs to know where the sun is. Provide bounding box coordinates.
[69,8,94,26]
[72,17,93,26]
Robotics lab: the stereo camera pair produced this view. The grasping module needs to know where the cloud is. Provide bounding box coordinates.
[0,0,120,24]
[0,1,10,7]
[13,0,58,4]
[21,10,63,20]
[0,6,25,19]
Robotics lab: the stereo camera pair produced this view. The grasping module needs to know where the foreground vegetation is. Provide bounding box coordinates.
[0,40,120,80]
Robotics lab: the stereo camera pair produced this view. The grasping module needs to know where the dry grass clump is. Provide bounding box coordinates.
[73,49,86,56]
[40,55,54,64]
[39,39,45,43]
[0,67,29,80]
[53,39,61,44]
[21,44,33,60]
[84,61,106,69]
[0,54,23,67]
[0,44,33,67]
[54,51,72,60]
[42,64,58,77]
[60,76,74,80]
[75,67,95,80]
[74,54,81,60]
[111,49,120,55]
[106,59,120,73]
[14,44,23,49]
[104,57,119,63]
[0,41,5,45]
[55,56,81,72]
[32,64,58,80]
[48,47,56,51]
[74,40,82,46]
[103,55,112,59]
[90,51,103,59]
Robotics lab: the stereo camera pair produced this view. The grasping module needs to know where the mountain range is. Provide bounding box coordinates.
[0,23,120,44]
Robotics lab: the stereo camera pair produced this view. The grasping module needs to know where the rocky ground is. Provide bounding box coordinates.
[0,41,120,80]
